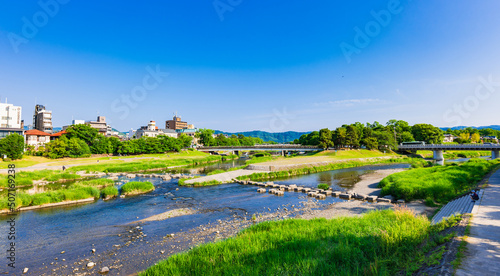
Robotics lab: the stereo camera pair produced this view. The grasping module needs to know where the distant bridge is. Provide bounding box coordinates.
[197,145,322,156]
[399,144,500,164]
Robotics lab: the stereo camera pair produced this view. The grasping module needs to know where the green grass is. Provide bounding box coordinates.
[237,157,414,182]
[180,179,223,187]
[67,155,226,173]
[0,170,80,188]
[101,186,119,198]
[120,181,155,195]
[379,159,500,203]
[77,178,115,187]
[444,151,490,159]
[141,208,449,276]
[0,185,99,210]
[317,183,329,190]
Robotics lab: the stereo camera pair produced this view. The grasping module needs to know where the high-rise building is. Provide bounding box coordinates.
[33,104,53,134]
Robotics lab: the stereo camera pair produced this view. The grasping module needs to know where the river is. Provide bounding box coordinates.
[0,161,409,275]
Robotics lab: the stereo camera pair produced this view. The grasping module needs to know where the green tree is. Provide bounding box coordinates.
[195,129,215,146]
[44,138,68,159]
[318,128,334,149]
[411,124,444,144]
[363,137,378,150]
[65,124,99,145]
[178,134,194,148]
[0,133,25,160]
[67,138,91,157]
[333,127,347,148]
[345,125,360,148]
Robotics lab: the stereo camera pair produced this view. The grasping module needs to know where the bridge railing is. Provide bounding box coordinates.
[399,144,500,150]
[197,145,321,150]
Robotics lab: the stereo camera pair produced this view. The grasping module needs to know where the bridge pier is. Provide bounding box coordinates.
[433,150,444,165]
[492,150,500,159]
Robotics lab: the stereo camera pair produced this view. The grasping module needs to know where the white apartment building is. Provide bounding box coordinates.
[0,101,22,129]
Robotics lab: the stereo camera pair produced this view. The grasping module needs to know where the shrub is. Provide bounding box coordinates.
[101,186,119,198]
[121,181,155,195]
[317,183,329,190]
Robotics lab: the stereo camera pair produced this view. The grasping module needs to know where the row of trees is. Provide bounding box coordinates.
[195,129,266,146]
[443,127,499,144]
[35,124,194,159]
[294,120,444,150]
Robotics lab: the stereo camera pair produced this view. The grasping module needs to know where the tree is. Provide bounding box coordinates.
[178,134,194,148]
[333,127,347,148]
[65,124,99,146]
[67,138,91,157]
[90,135,112,154]
[0,133,25,160]
[345,125,360,148]
[44,138,68,159]
[318,128,334,149]
[411,124,444,144]
[399,131,415,143]
[363,137,378,150]
[471,133,481,143]
[195,129,215,146]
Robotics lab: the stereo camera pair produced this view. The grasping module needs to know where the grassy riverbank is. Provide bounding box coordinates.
[141,208,454,275]
[0,170,80,188]
[121,181,155,195]
[379,159,500,204]
[237,157,413,182]
[416,150,490,159]
[0,185,100,210]
[67,153,236,173]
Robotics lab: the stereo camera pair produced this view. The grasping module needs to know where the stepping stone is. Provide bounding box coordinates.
[339,193,352,200]
[366,196,378,202]
[257,188,266,193]
[332,191,342,197]
[377,198,392,203]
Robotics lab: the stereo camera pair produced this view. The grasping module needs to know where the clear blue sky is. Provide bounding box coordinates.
[1,1,500,132]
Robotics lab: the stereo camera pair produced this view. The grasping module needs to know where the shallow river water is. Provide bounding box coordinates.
[0,162,410,275]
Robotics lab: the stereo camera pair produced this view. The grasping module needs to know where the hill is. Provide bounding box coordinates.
[214,130,310,143]
[440,125,500,131]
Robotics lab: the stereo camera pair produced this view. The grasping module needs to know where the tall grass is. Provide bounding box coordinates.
[237,158,413,181]
[379,159,499,203]
[101,186,119,198]
[0,170,80,188]
[120,181,155,195]
[0,185,99,210]
[77,178,114,187]
[141,208,436,276]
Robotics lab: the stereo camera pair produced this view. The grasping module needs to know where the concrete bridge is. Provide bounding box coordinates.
[399,144,500,165]
[197,145,322,156]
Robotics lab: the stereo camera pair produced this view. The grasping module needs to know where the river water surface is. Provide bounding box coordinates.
[0,161,410,275]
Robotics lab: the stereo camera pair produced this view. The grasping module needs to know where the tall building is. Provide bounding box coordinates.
[0,101,22,129]
[0,100,23,139]
[33,104,53,134]
[165,114,194,130]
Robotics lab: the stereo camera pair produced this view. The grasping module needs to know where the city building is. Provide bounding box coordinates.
[0,100,24,139]
[50,130,67,140]
[86,116,108,135]
[443,134,456,143]
[0,101,22,129]
[135,121,178,139]
[33,104,53,134]
[482,136,499,143]
[24,129,51,150]
[165,114,194,130]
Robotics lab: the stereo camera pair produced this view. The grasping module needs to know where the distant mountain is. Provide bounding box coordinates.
[440,125,500,131]
[214,130,310,143]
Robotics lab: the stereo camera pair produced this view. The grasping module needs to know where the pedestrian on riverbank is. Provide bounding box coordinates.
[62,165,66,171]
[470,191,479,202]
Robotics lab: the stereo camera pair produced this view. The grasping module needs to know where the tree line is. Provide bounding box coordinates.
[195,129,268,146]
[443,127,500,144]
[294,120,444,150]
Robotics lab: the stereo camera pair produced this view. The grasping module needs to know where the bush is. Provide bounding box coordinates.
[101,186,119,198]
[121,181,155,195]
[317,183,329,190]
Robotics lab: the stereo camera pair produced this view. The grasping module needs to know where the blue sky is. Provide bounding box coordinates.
[1,1,500,132]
